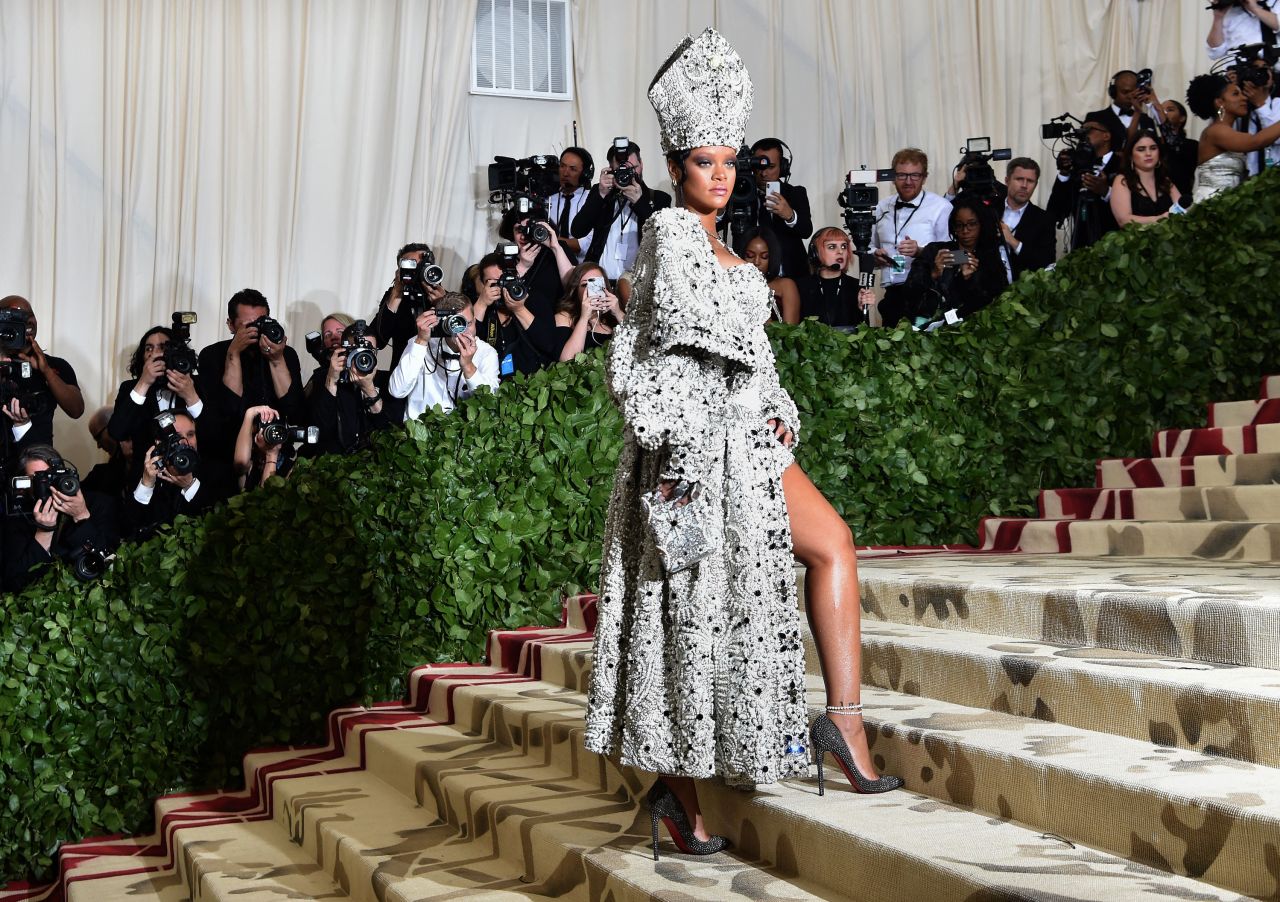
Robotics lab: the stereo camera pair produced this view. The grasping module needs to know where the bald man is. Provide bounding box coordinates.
[0,296,85,456]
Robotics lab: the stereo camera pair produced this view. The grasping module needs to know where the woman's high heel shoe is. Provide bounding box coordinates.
[646,780,731,861]
[810,705,904,796]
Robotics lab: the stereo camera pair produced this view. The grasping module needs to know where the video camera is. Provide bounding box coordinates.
[152,410,199,476]
[164,312,199,377]
[838,166,894,282]
[1041,114,1098,175]
[953,137,1012,202]
[398,250,446,318]
[722,145,770,246]
[488,153,560,201]
[0,308,30,353]
[494,243,529,307]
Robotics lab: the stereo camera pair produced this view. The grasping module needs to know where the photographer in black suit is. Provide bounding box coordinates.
[1047,121,1122,250]
[999,158,1055,279]
[0,296,84,457]
[126,412,228,539]
[747,137,814,278]
[570,139,671,279]
[1086,70,1157,154]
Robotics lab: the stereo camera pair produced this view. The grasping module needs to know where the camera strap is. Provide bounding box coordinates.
[892,201,920,244]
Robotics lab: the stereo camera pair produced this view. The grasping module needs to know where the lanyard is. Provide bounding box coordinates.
[893,201,920,244]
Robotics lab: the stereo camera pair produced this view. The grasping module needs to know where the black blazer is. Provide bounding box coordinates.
[757,182,814,279]
[4,490,120,592]
[1009,202,1056,278]
[124,463,231,541]
[570,183,672,264]
[1084,106,1156,155]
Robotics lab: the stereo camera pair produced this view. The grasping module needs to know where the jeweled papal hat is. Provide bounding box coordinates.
[648,27,754,155]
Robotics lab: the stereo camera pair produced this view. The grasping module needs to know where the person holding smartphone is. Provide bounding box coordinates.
[747,137,813,279]
[555,263,624,361]
[902,197,1010,327]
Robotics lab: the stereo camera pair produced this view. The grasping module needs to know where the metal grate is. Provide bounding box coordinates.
[473,0,572,101]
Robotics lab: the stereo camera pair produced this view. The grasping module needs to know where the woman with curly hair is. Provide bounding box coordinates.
[1186,72,1280,202]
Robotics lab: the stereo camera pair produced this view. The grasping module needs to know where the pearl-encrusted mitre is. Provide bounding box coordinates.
[647,27,754,154]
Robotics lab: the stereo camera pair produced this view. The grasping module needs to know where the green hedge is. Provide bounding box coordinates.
[2,169,1278,885]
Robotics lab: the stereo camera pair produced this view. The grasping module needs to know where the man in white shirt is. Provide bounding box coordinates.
[1240,62,1280,174]
[570,140,672,281]
[1207,0,1279,67]
[872,148,952,328]
[548,147,594,263]
[388,293,500,421]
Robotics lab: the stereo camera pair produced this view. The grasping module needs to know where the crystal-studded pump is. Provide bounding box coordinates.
[809,711,904,796]
[646,781,732,861]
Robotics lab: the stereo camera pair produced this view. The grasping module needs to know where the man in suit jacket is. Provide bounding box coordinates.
[1086,70,1156,154]
[998,158,1056,278]
[125,412,229,540]
[747,137,814,279]
[1047,121,1122,251]
[570,140,671,280]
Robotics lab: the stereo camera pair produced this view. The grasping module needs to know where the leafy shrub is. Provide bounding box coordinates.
[1,169,1277,885]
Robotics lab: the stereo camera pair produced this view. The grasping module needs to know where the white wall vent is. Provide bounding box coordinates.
[472,0,573,101]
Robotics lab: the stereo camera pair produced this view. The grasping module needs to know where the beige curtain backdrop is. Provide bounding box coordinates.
[1,0,1208,466]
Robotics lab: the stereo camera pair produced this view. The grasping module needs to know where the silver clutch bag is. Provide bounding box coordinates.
[640,480,722,574]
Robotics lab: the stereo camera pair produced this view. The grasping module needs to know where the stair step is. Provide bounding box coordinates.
[1261,375,1280,398]
[1153,422,1280,458]
[1208,398,1280,427]
[1096,452,1280,488]
[850,553,1280,669]
[978,516,1280,561]
[839,619,1280,767]
[1038,484,1280,521]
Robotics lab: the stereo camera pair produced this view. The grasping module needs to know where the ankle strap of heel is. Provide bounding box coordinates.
[825,703,864,716]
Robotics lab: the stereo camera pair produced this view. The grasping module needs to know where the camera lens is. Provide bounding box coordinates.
[255,317,286,344]
[262,422,285,447]
[348,347,378,375]
[55,473,80,496]
[422,263,445,286]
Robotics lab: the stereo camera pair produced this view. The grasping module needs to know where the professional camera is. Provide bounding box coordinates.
[340,319,378,382]
[1041,115,1097,174]
[398,251,446,318]
[70,541,112,581]
[432,310,469,340]
[610,136,638,187]
[721,145,768,246]
[11,462,81,502]
[0,307,30,353]
[249,315,286,345]
[163,311,199,376]
[0,359,46,420]
[953,137,1012,201]
[488,154,560,201]
[152,411,199,476]
[304,330,328,367]
[257,417,319,449]
[1228,42,1280,87]
[512,195,553,246]
[494,243,529,305]
[838,166,893,259]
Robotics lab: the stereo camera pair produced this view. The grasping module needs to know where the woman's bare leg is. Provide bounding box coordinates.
[783,462,881,778]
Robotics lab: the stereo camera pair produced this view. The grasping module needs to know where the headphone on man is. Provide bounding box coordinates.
[751,138,794,181]
[561,147,595,189]
[1107,70,1138,101]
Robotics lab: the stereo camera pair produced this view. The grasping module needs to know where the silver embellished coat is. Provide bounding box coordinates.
[585,208,809,787]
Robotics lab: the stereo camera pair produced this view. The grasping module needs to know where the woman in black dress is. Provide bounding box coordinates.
[1110,129,1183,226]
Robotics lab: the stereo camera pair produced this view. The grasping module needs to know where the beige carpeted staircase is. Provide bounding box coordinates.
[980,376,1280,560]
[8,382,1280,901]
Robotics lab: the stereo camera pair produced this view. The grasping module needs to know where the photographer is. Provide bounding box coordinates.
[872,149,953,328]
[1047,121,1121,250]
[233,405,310,491]
[197,289,304,465]
[1238,61,1280,174]
[388,292,499,419]
[902,198,1010,327]
[999,158,1055,279]
[304,315,389,454]
[555,263,624,361]
[570,139,672,279]
[1086,70,1157,154]
[126,412,227,539]
[82,406,132,500]
[0,296,85,454]
[548,147,595,262]
[107,325,204,484]
[369,242,445,366]
[1207,1,1278,65]
[797,227,877,328]
[3,444,118,592]
[1160,100,1201,198]
[746,138,814,278]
